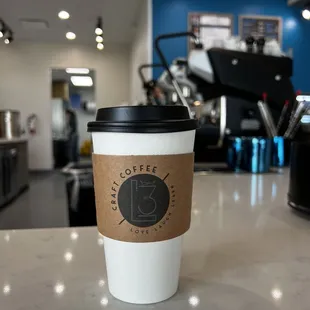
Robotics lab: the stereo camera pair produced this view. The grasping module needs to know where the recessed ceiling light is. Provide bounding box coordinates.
[66,68,90,74]
[66,31,76,40]
[95,27,103,35]
[97,43,104,50]
[71,76,93,87]
[58,11,70,20]
[96,36,103,43]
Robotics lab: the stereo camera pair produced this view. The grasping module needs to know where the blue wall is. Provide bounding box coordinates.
[152,0,310,92]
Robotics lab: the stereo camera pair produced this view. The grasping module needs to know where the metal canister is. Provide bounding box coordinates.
[0,110,21,139]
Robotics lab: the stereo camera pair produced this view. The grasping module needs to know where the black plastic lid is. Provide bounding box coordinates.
[87,106,198,133]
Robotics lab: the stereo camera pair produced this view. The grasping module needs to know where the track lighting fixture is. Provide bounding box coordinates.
[95,17,103,35]
[0,22,5,38]
[0,20,13,44]
[95,17,104,51]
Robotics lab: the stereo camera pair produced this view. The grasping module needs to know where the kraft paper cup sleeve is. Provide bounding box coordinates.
[92,153,194,243]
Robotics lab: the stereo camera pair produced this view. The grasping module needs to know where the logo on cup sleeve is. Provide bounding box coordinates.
[109,164,176,235]
[118,174,170,228]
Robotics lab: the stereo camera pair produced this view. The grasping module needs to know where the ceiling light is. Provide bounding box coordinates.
[66,31,76,40]
[96,36,103,43]
[302,8,310,20]
[4,36,13,44]
[95,27,103,35]
[66,68,90,74]
[71,76,93,87]
[97,43,104,50]
[58,11,70,20]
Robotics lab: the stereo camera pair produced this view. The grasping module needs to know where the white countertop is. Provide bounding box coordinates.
[1,170,310,309]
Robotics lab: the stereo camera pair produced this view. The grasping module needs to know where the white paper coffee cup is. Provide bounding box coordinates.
[88,106,197,304]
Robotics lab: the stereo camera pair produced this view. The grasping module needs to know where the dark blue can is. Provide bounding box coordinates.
[241,137,272,173]
[227,137,243,171]
[271,136,285,167]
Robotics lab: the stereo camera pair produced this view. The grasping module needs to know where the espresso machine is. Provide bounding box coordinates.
[154,32,296,160]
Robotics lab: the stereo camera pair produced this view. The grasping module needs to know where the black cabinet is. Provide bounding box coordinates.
[3,148,18,201]
[0,149,4,206]
[0,141,29,208]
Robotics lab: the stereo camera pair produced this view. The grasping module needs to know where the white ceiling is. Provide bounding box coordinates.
[0,0,143,44]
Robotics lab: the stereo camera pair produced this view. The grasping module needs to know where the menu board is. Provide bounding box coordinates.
[239,15,282,45]
[188,13,233,52]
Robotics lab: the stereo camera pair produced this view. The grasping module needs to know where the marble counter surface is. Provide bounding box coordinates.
[1,171,310,309]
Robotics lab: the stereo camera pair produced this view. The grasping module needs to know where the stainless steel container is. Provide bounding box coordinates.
[0,110,21,139]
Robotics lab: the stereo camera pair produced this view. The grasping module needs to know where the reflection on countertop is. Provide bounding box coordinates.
[1,170,310,309]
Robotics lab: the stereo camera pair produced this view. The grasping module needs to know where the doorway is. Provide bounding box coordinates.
[51,68,96,168]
